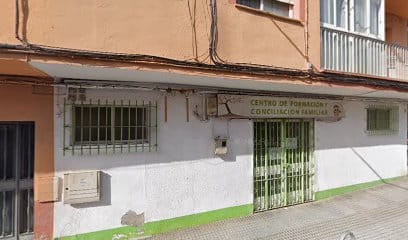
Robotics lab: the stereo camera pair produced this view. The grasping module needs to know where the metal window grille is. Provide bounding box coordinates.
[366,105,399,135]
[63,99,158,155]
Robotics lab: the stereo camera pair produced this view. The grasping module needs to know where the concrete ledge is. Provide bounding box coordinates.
[56,204,253,240]
[56,176,406,239]
[55,226,139,240]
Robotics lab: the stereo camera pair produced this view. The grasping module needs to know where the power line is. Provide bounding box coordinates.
[2,0,408,93]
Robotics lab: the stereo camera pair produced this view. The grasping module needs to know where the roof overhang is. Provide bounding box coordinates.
[29,61,408,101]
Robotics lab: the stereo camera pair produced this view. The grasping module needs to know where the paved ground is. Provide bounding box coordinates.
[150,177,408,240]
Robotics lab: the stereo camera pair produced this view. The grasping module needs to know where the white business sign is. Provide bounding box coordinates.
[217,95,345,119]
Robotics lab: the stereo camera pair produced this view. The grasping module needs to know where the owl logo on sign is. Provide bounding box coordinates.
[333,104,342,117]
[317,103,344,122]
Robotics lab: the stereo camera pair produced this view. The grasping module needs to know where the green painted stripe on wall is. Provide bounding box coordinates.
[144,204,253,235]
[57,176,406,239]
[56,204,253,240]
[315,176,404,201]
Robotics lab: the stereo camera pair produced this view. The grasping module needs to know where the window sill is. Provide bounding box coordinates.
[64,142,158,154]
[72,141,150,146]
[235,4,303,26]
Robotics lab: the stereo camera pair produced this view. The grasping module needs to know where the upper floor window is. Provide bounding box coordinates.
[355,0,382,35]
[321,0,348,28]
[320,0,384,39]
[237,0,293,18]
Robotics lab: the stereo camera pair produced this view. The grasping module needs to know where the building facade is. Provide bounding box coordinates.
[0,0,408,239]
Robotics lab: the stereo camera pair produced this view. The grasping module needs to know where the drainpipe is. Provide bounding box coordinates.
[304,0,312,71]
[15,0,25,44]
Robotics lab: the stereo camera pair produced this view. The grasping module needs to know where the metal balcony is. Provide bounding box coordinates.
[321,26,408,82]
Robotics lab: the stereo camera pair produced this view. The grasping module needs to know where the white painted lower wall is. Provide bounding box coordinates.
[53,88,253,237]
[53,87,407,237]
[315,101,407,191]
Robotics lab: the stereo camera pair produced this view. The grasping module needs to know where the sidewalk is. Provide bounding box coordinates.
[150,177,408,240]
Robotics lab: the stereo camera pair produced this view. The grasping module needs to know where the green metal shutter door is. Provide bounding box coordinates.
[253,119,314,212]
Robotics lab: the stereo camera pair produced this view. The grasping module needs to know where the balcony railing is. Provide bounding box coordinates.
[321,26,408,82]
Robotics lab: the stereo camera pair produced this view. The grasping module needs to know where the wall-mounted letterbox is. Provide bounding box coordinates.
[214,137,228,155]
[63,171,101,204]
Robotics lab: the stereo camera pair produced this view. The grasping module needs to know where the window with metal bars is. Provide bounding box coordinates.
[73,106,149,144]
[366,106,399,135]
[63,99,158,155]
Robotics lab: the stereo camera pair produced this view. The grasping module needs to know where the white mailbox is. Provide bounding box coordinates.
[63,171,101,204]
[214,137,228,155]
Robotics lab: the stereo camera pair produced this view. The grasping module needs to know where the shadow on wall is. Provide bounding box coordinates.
[56,117,406,172]
[351,148,408,191]
[227,5,307,68]
[56,116,253,172]
[55,95,405,176]
[314,102,406,150]
[314,102,407,186]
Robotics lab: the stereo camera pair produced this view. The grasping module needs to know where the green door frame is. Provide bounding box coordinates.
[253,119,315,212]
